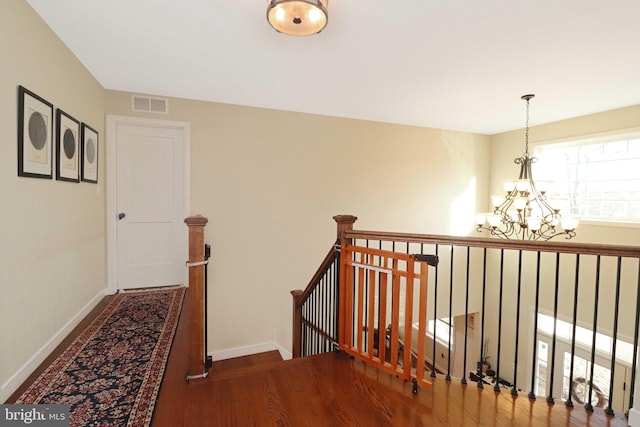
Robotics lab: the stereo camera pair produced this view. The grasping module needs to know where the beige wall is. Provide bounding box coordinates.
[0,1,106,401]
[105,91,491,354]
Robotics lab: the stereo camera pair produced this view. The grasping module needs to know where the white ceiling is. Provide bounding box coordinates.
[27,0,640,135]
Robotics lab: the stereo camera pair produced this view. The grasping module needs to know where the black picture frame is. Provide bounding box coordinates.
[81,123,99,183]
[17,86,54,179]
[56,109,80,183]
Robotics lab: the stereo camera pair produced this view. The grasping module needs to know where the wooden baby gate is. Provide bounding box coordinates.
[339,243,438,392]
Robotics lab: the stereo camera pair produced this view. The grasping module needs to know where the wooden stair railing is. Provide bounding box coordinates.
[291,245,338,358]
[291,215,357,358]
[294,214,640,415]
[341,219,640,415]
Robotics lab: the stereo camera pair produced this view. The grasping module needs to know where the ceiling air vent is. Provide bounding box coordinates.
[131,95,169,114]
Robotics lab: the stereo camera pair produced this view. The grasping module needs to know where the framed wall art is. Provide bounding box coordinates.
[17,85,54,179]
[56,109,80,183]
[81,123,99,183]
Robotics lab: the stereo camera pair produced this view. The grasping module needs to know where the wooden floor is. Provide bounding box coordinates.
[7,291,631,426]
[154,293,630,427]
[154,352,630,427]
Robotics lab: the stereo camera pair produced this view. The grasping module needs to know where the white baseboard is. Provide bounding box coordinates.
[209,341,292,363]
[273,342,292,360]
[629,407,640,427]
[1,288,107,403]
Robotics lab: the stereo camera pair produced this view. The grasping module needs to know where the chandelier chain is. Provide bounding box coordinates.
[524,97,530,156]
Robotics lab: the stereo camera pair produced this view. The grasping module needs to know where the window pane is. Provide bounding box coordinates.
[535,134,640,220]
[535,340,548,396]
[562,353,611,408]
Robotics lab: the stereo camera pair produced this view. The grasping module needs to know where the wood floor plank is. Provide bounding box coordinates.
[151,291,189,426]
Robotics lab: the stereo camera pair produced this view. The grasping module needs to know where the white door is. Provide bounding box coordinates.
[108,117,189,291]
[535,335,630,413]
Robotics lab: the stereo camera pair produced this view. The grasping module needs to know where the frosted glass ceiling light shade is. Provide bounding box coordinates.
[267,0,329,36]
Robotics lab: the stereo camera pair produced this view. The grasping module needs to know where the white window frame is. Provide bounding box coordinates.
[531,127,640,228]
[415,316,454,346]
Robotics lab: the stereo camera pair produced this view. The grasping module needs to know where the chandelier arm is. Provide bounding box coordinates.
[476,225,512,239]
[502,220,516,238]
[530,228,576,241]
[528,178,563,235]
[530,193,559,218]
[495,191,517,216]
[490,189,529,238]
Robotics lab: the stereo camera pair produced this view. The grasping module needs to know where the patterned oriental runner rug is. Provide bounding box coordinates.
[16,287,185,427]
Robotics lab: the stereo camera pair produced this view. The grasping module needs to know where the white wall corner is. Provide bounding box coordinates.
[630,407,640,426]
[0,288,107,403]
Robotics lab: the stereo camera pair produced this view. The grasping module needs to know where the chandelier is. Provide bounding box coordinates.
[267,0,328,36]
[475,94,579,240]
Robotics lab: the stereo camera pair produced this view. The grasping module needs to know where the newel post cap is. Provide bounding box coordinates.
[184,215,209,226]
[333,214,358,241]
[333,214,358,225]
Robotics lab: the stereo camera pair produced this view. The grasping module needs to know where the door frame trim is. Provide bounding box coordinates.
[106,115,191,294]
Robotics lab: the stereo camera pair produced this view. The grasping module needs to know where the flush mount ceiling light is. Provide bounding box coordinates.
[267,0,329,36]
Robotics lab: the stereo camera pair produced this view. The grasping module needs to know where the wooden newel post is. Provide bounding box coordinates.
[333,215,357,352]
[185,215,209,380]
[291,290,303,358]
[333,214,358,247]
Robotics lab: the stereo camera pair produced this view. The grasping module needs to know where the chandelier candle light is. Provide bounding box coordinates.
[475,94,579,241]
[267,0,329,36]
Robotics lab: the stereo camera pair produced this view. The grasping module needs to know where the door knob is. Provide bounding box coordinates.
[118,212,126,220]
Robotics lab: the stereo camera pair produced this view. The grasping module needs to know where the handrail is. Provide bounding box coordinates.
[345,229,640,258]
[290,215,357,358]
[294,242,338,306]
[291,243,340,358]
